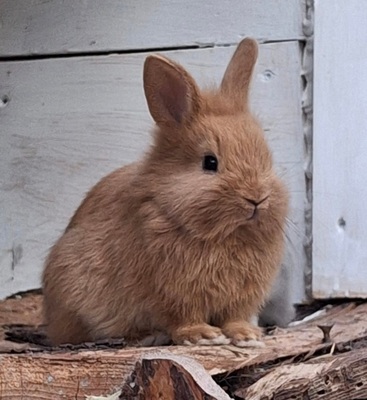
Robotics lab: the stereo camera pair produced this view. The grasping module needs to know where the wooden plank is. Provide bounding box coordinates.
[237,348,367,400]
[0,302,366,399]
[0,0,304,57]
[0,291,42,341]
[0,42,305,302]
[313,0,367,298]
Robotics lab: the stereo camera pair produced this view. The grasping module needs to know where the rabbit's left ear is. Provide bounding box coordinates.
[220,38,258,111]
[143,54,201,127]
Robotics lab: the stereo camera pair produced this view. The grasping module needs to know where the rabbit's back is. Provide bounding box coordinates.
[42,162,151,344]
[66,162,140,229]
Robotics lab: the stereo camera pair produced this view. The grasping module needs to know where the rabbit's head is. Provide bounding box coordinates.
[142,38,289,241]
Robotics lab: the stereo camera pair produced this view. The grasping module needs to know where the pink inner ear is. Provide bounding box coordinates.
[159,72,189,123]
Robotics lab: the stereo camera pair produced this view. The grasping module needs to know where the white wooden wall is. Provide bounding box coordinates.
[0,0,307,302]
[313,0,367,298]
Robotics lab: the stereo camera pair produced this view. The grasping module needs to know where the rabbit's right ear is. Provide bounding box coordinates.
[220,38,258,112]
[144,55,201,127]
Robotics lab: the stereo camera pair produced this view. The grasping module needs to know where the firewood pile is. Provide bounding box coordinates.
[0,292,366,399]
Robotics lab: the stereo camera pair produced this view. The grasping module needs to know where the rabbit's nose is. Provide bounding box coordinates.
[244,196,269,207]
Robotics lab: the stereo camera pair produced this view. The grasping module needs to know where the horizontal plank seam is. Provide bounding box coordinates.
[0,39,303,63]
[261,38,305,44]
[0,45,201,62]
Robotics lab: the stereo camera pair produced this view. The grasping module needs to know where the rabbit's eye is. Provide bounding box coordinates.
[202,154,218,172]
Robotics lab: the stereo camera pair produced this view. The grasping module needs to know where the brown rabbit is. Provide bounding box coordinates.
[42,38,289,347]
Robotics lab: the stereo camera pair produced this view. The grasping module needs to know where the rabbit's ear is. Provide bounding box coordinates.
[144,55,201,126]
[220,38,258,111]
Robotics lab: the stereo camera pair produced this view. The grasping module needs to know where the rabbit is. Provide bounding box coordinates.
[42,38,289,348]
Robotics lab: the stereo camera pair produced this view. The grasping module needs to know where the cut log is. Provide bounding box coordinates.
[0,302,366,399]
[0,291,43,341]
[236,348,367,400]
[120,353,231,400]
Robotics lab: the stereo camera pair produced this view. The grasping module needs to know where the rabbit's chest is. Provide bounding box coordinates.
[186,246,259,299]
[194,241,277,302]
[202,249,252,284]
[155,233,280,315]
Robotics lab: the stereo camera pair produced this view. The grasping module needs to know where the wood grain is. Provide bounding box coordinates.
[0,303,366,399]
[0,0,304,57]
[120,353,231,400]
[239,349,367,400]
[0,292,43,340]
[0,42,305,302]
[313,0,367,298]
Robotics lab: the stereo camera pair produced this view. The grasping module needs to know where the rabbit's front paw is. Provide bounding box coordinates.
[222,320,264,348]
[171,323,230,346]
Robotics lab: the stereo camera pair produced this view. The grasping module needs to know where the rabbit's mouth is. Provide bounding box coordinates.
[247,208,258,221]
[244,195,270,221]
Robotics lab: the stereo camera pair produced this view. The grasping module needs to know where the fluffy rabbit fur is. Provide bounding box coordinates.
[42,38,289,347]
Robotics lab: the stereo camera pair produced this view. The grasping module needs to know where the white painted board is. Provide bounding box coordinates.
[313,0,367,298]
[0,0,304,57]
[0,42,305,301]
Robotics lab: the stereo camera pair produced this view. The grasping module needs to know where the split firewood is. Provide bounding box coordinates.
[236,348,367,400]
[120,352,231,400]
[0,302,367,399]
